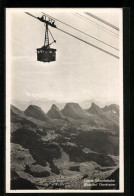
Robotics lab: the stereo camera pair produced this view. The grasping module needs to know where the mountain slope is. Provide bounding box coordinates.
[11,105,39,129]
[86,103,119,132]
[11,105,24,116]
[24,105,49,121]
[47,104,64,119]
[61,103,85,119]
[102,104,119,116]
[87,103,102,114]
[11,103,119,190]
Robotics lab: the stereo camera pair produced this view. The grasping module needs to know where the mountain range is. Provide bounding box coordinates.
[11,98,119,113]
[10,101,119,190]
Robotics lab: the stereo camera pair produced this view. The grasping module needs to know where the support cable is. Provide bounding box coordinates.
[85,12,119,31]
[42,12,119,51]
[57,27,119,59]
[73,13,119,38]
[25,12,119,59]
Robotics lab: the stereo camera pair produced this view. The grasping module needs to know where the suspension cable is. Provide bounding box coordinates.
[57,27,119,59]
[85,12,119,31]
[42,12,119,51]
[25,12,119,59]
[73,13,119,38]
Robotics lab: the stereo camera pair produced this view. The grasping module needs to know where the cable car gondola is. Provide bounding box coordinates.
[36,15,56,63]
[25,12,119,60]
[37,47,56,63]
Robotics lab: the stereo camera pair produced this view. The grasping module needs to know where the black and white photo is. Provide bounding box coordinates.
[6,8,124,193]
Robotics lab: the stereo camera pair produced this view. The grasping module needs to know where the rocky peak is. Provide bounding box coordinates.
[102,104,119,116]
[64,102,83,111]
[11,104,24,116]
[51,104,60,111]
[61,102,84,119]
[24,105,49,121]
[47,104,64,119]
[87,102,102,114]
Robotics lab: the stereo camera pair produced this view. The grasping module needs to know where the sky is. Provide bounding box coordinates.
[6,8,122,104]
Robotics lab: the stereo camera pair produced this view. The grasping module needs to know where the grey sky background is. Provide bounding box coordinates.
[8,8,122,105]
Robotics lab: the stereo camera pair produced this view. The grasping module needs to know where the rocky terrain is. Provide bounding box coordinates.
[11,102,119,190]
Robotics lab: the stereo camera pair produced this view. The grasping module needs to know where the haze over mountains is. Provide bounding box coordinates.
[11,98,119,113]
[11,101,119,190]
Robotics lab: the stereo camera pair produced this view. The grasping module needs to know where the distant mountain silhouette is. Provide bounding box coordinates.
[61,103,85,119]
[24,105,49,121]
[47,104,64,119]
[87,103,102,114]
[11,102,119,132]
[11,98,65,112]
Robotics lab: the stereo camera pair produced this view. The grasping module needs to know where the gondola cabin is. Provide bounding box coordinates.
[25,12,57,63]
[36,15,57,63]
[37,47,56,63]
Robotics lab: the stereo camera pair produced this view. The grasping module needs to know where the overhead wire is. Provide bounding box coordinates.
[25,12,38,19]
[42,12,119,51]
[25,12,119,59]
[57,27,119,59]
[73,13,119,38]
[85,12,119,31]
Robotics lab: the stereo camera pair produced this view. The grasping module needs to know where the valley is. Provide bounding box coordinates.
[10,102,119,190]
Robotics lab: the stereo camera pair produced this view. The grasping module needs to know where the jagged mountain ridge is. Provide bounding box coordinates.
[12,101,119,132]
[102,104,119,116]
[11,104,71,130]
[10,103,119,190]
[11,98,66,113]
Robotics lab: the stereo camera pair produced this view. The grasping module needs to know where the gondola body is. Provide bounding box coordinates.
[37,47,56,63]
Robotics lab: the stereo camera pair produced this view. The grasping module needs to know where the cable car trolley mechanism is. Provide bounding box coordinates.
[26,12,57,63]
